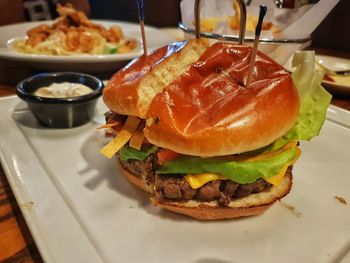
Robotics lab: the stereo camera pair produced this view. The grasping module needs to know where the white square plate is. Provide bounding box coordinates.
[1,96,349,263]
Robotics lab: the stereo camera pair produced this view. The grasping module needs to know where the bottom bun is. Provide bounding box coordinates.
[152,172,293,220]
[118,162,153,193]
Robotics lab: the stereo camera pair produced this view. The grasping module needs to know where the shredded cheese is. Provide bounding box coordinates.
[129,130,145,150]
[100,116,140,159]
[97,122,120,130]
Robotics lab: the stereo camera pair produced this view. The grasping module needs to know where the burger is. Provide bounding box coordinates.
[101,38,209,192]
[101,41,331,220]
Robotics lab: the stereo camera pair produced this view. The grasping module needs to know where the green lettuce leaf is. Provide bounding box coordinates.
[268,51,332,151]
[120,145,158,161]
[157,148,297,184]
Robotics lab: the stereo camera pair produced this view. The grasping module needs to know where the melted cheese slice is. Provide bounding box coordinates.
[263,147,301,186]
[185,173,227,189]
[184,142,301,189]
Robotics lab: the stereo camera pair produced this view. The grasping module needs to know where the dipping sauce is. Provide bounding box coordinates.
[34,82,94,98]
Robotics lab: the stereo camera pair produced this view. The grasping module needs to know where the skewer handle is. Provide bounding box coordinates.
[136,0,148,55]
[246,5,267,87]
[255,5,267,38]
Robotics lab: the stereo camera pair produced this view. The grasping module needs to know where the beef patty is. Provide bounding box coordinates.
[118,153,157,188]
[154,174,274,206]
[118,153,284,207]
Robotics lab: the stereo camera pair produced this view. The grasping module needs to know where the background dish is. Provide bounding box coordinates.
[0,96,349,263]
[284,54,350,95]
[0,21,175,72]
[323,74,350,95]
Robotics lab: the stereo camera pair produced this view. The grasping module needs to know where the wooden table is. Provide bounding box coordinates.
[1,48,350,263]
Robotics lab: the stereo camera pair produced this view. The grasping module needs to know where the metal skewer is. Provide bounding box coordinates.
[136,0,148,55]
[182,0,311,45]
[246,5,267,87]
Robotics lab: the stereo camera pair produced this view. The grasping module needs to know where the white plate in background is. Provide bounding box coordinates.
[284,54,350,95]
[1,96,350,263]
[0,20,175,72]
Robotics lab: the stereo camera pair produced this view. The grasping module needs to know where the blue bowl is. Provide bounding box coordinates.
[17,72,104,128]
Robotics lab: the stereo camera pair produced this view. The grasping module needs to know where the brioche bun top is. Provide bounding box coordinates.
[144,43,300,156]
[103,39,209,119]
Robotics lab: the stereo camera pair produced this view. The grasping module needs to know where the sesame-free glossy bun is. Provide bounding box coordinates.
[103,39,209,119]
[144,43,300,156]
